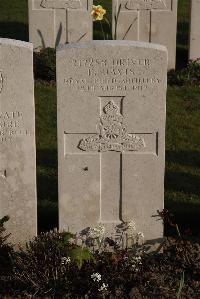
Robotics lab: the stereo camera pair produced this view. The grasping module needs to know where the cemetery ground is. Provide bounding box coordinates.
[0,0,200,298]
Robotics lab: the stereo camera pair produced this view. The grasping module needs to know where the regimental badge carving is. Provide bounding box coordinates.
[0,72,3,93]
[79,101,145,152]
[40,0,82,9]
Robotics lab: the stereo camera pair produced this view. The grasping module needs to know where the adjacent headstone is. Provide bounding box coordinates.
[0,39,37,244]
[57,41,167,243]
[189,0,200,61]
[112,0,177,70]
[28,0,93,50]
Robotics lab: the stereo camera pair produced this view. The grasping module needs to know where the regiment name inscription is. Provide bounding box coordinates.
[0,111,31,143]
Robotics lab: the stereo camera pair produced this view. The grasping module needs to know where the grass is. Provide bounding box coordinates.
[0,0,28,41]
[176,0,190,68]
[165,86,200,234]
[35,83,58,231]
[0,1,199,234]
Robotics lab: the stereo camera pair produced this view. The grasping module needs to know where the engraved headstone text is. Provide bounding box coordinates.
[40,0,82,9]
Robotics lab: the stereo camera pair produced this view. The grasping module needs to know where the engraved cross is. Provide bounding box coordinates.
[64,96,157,224]
[116,0,172,42]
[35,0,90,45]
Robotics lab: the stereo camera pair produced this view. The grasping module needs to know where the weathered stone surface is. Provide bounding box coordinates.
[0,39,37,244]
[189,0,200,60]
[112,0,177,70]
[57,41,167,243]
[28,0,93,50]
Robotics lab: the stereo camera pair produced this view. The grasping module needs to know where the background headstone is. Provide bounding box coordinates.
[0,39,37,244]
[57,40,167,243]
[29,0,93,50]
[112,0,177,70]
[189,0,200,61]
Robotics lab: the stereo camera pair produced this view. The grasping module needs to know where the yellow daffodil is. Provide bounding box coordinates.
[91,5,106,21]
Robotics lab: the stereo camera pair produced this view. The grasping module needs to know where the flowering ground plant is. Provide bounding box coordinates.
[0,216,13,272]
[91,4,111,40]
[0,214,199,298]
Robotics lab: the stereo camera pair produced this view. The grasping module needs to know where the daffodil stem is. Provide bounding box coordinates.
[100,20,106,40]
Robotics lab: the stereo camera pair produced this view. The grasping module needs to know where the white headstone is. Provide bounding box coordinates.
[57,41,167,243]
[112,0,177,70]
[189,0,200,61]
[28,0,93,50]
[0,39,37,244]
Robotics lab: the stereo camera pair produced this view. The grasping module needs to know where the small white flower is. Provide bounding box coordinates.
[130,255,142,270]
[136,232,145,244]
[132,263,139,271]
[124,256,128,260]
[88,223,105,239]
[137,232,144,239]
[98,283,108,292]
[135,256,142,261]
[91,272,101,282]
[126,220,136,237]
[61,256,71,265]
[127,220,136,231]
[68,238,75,245]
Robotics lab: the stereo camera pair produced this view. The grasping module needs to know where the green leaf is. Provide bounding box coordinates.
[58,232,75,250]
[69,247,94,269]
[62,232,75,243]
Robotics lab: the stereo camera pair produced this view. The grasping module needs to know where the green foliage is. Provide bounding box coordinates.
[34,48,56,82]
[58,231,75,249]
[10,231,95,296]
[176,271,185,299]
[0,216,13,278]
[168,59,200,86]
[0,224,199,298]
[69,247,94,269]
[2,232,198,298]
[11,231,70,295]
